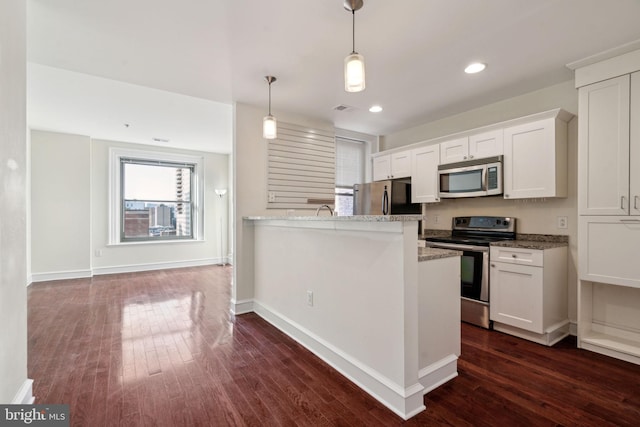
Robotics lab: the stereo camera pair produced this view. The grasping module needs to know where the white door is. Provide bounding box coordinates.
[372,155,391,181]
[503,118,555,199]
[390,150,411,178]
[579,216,640,288]
[490,262,543,333]
[631,72,640,216]
[578,75,630,215]
[439,137,469,164]
[469,129,503,160]
[411,145,440,203]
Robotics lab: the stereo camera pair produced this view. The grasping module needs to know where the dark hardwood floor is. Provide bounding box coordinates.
[28,265,640,426]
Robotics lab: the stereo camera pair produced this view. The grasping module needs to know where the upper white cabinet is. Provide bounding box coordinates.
[411,144,440,203]
[372,150,411,181]
[439,130,503,164]
[503,110,572,199]
[578,74,640,215]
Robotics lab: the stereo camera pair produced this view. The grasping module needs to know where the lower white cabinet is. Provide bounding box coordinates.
[490,245,568,346]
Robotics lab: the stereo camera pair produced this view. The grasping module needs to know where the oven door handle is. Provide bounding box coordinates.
[425,242,489,252]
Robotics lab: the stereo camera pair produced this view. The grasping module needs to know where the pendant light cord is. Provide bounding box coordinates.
[352,10,356,54]
[268,81,272,115]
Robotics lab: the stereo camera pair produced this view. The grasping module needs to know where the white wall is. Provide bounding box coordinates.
[0,0,29,403]
[380,79,580,325]
[29,131,230,278]
[91,138,229,273]
[31,131,91,277]
[232,102,333,310]
[381,80,578,150]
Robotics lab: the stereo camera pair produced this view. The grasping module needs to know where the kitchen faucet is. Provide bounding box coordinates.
[315,204,334,216]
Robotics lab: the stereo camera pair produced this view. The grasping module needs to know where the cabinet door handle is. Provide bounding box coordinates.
[621,196,626,209]
[635,195,639,210]
[511,254,517,258]
[491,264,496,268]
[620,219,640,223]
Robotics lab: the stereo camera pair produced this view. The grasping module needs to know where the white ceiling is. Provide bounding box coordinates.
[26,0,640,153]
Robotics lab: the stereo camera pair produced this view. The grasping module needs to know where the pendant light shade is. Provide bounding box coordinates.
[263,114,277,140]
[263,76,277,140]
[345,52,365,92]
[344,1,365,93]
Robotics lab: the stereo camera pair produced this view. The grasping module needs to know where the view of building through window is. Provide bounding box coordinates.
[335,137,365,216]
[121,159,194,241]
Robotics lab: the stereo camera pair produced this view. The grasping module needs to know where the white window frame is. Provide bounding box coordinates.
[109,147,205,245]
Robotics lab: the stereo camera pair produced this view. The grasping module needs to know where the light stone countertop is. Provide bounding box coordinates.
[418,247,462,262]
[245,215,423,222]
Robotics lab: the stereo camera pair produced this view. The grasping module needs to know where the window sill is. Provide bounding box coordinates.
[107,239,206,247]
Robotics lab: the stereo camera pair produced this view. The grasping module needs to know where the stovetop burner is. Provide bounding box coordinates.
[424,216,516,246]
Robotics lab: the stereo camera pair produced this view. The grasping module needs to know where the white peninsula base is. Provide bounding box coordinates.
[240,216,460,420]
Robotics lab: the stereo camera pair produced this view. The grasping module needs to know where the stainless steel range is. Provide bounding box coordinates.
[424,216,516,329]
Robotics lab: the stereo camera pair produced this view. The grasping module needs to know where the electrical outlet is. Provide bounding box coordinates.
[434,215,440,224]
[557,216,568,229]
[306,290,313,307]
[268,192,276,202]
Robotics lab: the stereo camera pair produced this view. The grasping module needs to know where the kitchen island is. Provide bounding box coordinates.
[242,215,460,419]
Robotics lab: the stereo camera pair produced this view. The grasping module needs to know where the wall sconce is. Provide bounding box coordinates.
[263,76,277,139]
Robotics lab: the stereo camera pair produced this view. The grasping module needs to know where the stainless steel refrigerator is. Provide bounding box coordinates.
[353,180,421,215]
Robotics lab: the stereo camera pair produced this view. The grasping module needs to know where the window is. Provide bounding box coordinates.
[267,122,336,209]
[110,148,204,244]
[335,137,366,216]
[121,159,194,241]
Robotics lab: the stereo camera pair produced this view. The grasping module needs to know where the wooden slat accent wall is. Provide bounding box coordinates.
[268,123,335,210]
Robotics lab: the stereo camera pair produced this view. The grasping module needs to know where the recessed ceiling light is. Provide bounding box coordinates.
[465,62,487,74]
[369,105,383,113]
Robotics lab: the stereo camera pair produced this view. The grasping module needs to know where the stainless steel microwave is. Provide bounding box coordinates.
[438,155,503,198]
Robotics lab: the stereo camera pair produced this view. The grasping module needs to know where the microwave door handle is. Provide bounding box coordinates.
[482,167,488,191]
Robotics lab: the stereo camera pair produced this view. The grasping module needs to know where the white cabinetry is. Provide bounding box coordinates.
[490,245,568,346]
[578,74,640,215]
[410,145,440,203]
[579,216,640,288]
[503,110,572,199]
[439,130,503,164]
[574,48,640,365]
[372,150,411,181]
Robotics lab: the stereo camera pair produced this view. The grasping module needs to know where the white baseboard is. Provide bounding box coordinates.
[230,299,254,315]
[418,354,459,394]
[30,259,222,283]
[92,258,216,276]
[569,321,577,336]
[31,269,92,283]
[252,300,426,420]
[12,379,34,404]
[493,320,570,346]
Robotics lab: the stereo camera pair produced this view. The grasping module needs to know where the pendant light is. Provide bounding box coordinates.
[344,0,365,92]
[263,76,277,140]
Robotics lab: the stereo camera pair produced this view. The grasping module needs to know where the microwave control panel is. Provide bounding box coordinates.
[487,166,498,190]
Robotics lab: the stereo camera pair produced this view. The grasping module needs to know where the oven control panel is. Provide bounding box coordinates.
[453,216,514,232]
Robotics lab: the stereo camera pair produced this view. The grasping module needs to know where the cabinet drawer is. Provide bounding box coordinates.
[490,246,543,267]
